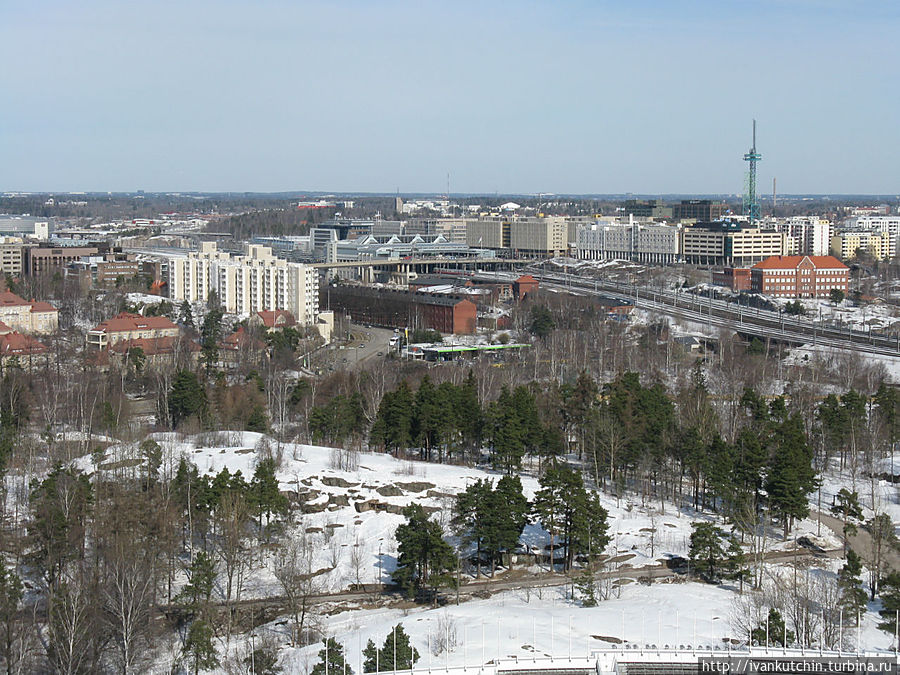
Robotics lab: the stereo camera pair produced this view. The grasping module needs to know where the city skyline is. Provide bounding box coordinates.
[2,0,898,195]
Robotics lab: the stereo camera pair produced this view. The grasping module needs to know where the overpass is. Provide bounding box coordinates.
[313,257,531,284]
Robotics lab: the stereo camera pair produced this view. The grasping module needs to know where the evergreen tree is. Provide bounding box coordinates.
[370,381,414,455]
[376,625,419,671]
[169,369,208,429]
[362,639,378,673]
[529,305,555,339]
[311,637,353,675]
[877,571,900,636]
[178,551,217,610]
[251,458,288,533]
[246,404,269,433]
[0,561,24,672]
[831,489,864,554]
[751,609,795,647]
[875,383,900,444]
[689,522,727,582]
[182,618,219,675]
[765,413,817,538]
[393,504,455,601]
[838,549,868,620]
[178,300,195,328]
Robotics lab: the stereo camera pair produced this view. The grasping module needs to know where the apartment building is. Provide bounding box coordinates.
[750,255,849,298]
[830,232,891,261]
[165,242,318,323]
[841,215,900,257]
[768,217,832,256]
[87,312,180,350]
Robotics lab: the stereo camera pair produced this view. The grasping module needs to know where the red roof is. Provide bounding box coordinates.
[256,310,296,329]
[30,302,57,313]
[0,291,28,308]
[93,312,178,334]
[752,255,848,271]
[220,326,266,351]
[0,332,47,357]
[0,321,11,335]
[108,336,199,356]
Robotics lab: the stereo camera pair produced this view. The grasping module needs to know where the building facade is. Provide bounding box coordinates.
[164,242,319,323]
[750,255,849,298]
[830,232,891,261]
[0,291,59,334]
[576,219,681,263]
[87,312,180,349]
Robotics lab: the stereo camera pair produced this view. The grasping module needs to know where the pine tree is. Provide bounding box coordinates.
[689,522,727,582]
[251,458,287,534]
[178,551,217,611]
[838,549,868,620]
[168,369,208,429]
[393,504,455,601]
[751,609,795,647]
[182,618,218,675]
[362,639,378,673]
[766,413,817,538]
[831,489,863,555]
[377,625,419,671]
[311,637,353,675]
[178,300,195,328]
[877,571,900,638]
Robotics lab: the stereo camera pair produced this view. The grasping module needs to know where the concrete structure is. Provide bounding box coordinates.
[87,312,180,350]
[465,217,567,257]
[164,242,319,324]
[26,246,100,276]
[576,218,681,264]
[830,231,891,260]
[682,224,785,265]
[0,242,29,277]
[622,199,673,219]
[750,255,849,298]
[0,217,51,239]
[0,291,58,334]
[0,323,47,369]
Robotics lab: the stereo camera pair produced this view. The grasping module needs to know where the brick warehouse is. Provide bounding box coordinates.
[321,285,477,335]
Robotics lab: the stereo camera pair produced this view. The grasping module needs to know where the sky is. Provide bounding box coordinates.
[1,1,898,195]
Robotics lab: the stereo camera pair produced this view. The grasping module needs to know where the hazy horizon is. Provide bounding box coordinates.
[2,1,898,195]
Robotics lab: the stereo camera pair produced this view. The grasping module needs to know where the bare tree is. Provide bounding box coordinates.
[273,530,322,647]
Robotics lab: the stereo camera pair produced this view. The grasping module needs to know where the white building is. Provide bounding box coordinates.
[768,217,832,256]
[165,242,318,324]
[576,217,681,264]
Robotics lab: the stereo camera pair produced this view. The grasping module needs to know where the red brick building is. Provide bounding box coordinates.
[712,267,752,292]
[750,255,849,298]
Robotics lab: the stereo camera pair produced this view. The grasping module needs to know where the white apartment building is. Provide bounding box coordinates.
[767,217,832,256]
[165,242,318,324]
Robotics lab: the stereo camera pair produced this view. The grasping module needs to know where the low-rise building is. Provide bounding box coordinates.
[322,284,477,334]
[750,255,849,298]
[87,312,180,350]
[0,323,48,369]
[711,267,752,292]
[0,291,58,334]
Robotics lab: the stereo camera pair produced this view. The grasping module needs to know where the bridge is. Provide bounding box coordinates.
[313,257,530,284]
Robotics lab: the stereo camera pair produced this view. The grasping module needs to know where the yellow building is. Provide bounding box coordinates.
[830,232,890,260]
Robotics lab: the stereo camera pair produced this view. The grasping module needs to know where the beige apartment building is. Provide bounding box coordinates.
[165,242,319,324]
[830,232,891,260]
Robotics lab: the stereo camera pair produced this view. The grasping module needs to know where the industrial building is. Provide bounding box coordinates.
[321,284,477,335]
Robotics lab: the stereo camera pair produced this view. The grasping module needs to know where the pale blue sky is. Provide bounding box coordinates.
[1,1,898,194]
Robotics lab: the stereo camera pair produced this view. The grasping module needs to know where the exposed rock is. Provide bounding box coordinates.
[321,476,359,488]
[375,485,405,497]
[396,481,436,493]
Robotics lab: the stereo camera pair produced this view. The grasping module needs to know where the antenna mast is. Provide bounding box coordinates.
[742,120,762,224]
